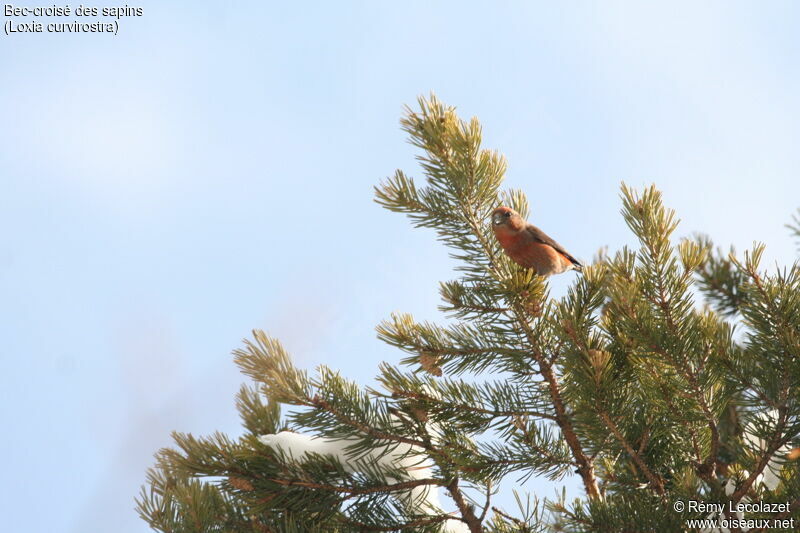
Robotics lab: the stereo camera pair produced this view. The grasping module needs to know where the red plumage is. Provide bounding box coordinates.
[491,206,582,277]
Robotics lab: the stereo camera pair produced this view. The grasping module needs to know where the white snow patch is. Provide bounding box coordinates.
[743,409,791,491]
[259,431,469,533]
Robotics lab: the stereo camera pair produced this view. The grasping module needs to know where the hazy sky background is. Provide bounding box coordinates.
[2,2,799,531]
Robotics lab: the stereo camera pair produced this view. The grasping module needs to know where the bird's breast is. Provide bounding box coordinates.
[494,228,568,275]
[493,228,520,250]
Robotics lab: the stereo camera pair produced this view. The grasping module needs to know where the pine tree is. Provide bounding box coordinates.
[137,96,800,533]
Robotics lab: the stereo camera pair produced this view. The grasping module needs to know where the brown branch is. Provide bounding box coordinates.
[445,298,510,315]
[447,477,483,533]
[386,388,557,422]
[459,199,601,501]
[637,425,651,455]
[513,309,600,499]
[309,396,428,449]
[338,513,452,531]
[651,270,724,478]
[630,307,723,479]
[597,411,665,495]
[729,266,795,503]
[730,409,790,502]
[270,476,443,496]
[478,480,492,523]
[514,421,578,468]
[308,396,478,484]
[718,356,778,409]
[492,506,525,526]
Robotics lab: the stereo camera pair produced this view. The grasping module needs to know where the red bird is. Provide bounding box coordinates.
[491,206,582,276]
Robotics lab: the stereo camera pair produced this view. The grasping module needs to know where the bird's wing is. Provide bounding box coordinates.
[525,224,583,269]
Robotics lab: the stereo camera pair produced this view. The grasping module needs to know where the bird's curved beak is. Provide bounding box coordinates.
[492,214,504,225]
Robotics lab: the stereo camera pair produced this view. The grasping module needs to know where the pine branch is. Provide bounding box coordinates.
[596,410,665,495]
[447,476,483,533]
[269,475,442,496]
[695,236,748,317]
[727,246,800,503]
[139,96,800,533]
[377,95,602,501]
[336,514,452,532]
[786,209,800,252]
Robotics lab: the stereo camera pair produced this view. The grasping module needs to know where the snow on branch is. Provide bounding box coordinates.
[259,431,470,533]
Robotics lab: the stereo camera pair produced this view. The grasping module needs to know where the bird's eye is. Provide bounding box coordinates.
[504,212,511,218]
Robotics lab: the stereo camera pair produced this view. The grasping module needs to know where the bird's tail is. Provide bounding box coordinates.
[566,254,583,273]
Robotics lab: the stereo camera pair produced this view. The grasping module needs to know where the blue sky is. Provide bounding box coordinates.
[2,2,799,531]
